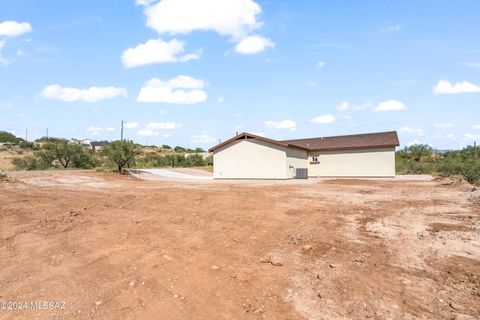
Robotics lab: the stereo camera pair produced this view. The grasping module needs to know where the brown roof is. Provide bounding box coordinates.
[209,131,399,152]
[281,131,400,151]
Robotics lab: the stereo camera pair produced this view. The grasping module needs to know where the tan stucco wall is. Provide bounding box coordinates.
[286,148,309,178]
[307,148,396,177]
[213,139,288,179]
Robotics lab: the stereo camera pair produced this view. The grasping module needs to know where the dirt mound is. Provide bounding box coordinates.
[0,171,479,319]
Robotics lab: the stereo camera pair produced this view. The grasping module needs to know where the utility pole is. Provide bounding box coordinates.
[121,120,124,141]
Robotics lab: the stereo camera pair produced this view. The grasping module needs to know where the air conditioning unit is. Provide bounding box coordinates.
[296,168,308,179]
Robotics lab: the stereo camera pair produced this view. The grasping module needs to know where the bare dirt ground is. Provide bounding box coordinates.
[0,171,479,320]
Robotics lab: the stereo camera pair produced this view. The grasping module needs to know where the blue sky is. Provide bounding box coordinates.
[0,0,479,149]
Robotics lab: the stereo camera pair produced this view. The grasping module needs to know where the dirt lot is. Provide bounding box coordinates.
[0,171,479,319]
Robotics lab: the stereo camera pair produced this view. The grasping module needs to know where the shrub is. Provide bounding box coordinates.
[102,140,140,173]
[12,155,49,170]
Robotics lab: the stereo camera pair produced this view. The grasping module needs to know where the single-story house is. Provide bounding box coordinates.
[208,131,400,179]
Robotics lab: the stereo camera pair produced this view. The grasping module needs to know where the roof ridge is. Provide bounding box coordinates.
[280,130,397,142]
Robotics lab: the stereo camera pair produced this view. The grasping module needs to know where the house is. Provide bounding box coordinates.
[208,131,400,179]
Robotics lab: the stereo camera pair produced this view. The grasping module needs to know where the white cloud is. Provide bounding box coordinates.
[162,133,171,138]
[400,126,425,136]
[310,114,335,124]
[137,75,207,104]
[121,38,201,68]
[0,40,8,65]
[433,80,480,95]
[317,61,325,69]
[464,133,480,140]
[0,21,32,37]
[217,96,225,103]
[137,129,159,136]
[407,139,425,146]
[235,35,274,54]
[380,25,402,33]
[124,122,139,129]
[336,101,370,111]
[433,122,454,129]
[191,133,216,143]
[434,133,456,140]
[87,127,103,136]
[473,124,480,130]
[105,127,115,132]
[0,101,14,108]
[462,62,480,70]
[373,99,406,112]
[41,85,127,102]
[135,0,157,5]
[265,120,296,131]
[146,122,182,129]
[141,0,262,40]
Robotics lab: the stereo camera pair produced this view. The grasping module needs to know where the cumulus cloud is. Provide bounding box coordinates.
[191,133,216,143]
[121,38,201,68]
[407,139,425,146]
[137,75,207,104]
[433,80,480,95]
[141,0,262,39]
[400,126,424,136]
[137,0,272,55]
[434,133,456,140]
[317,61,325,69]
[124,122,139,129]
[87,127,103,136]
[265,120,296,131]
[137,129,159,136]
[464,133,480,141]
[0,40,8,65]
[87,126,116,135]
[41,85,127,102]
[310,114,335,124]
[0,21,32,37]
[373,99,406,112]
[473,124,480,130]
[379,25,402,33]
[146,122,182,129]
[234,35,274,54]
[463,62,480,70]
[135,0,157,5]
[433,122,454,129]
[336,101,370,112]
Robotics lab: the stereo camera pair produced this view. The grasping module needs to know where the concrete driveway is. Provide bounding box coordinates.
[132,168,213,180]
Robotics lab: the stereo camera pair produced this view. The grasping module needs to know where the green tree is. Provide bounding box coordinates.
[173,146,186,153]
[102,140,140,173]
[194,147,205,153]
[54,142,85,168]
[161,144,172,150]
[0,131,23,144]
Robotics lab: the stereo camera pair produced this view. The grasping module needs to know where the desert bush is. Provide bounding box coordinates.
[12,155,49,170]
[0,131,23,144]
[397,144,480,185]
[102,140,140,173]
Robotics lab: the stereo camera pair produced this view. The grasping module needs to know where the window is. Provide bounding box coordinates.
[310,156,319,163]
